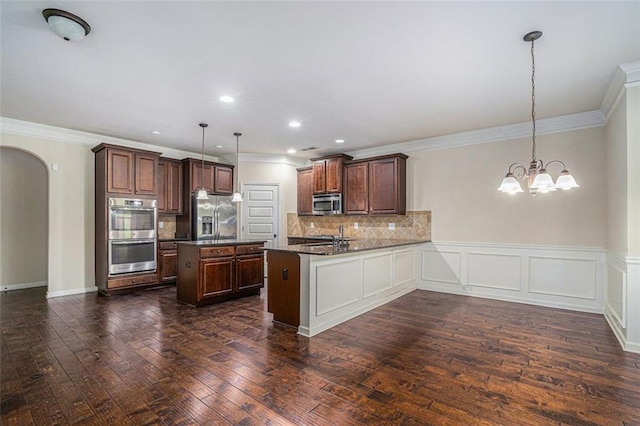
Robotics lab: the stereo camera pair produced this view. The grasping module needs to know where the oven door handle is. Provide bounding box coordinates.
[111,240,155,245]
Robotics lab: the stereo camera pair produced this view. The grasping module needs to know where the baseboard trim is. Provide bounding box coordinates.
[1,281,47,291]
[46,286,98,298]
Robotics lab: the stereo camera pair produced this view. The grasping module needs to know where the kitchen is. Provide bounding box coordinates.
[1,1,639,424]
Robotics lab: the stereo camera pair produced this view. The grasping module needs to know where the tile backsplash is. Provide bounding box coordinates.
[158,215,177,239]
[287,211,431,240]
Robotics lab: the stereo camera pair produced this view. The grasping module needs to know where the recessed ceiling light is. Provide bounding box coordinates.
[151,130,162,135]
[335,139,345,144]
[220,95,234,103]
[287,149,297,154]
[215,145,223,149]
[288,121,301,128]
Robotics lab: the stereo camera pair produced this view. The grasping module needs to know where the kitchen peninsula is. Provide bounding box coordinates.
[176,240,265,307]
[266,238,428,337]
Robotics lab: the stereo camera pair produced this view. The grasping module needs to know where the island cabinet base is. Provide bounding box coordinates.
[267,251,301,327]
[176,242,265,307]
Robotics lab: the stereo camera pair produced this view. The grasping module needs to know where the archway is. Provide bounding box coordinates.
[0,147,49,292]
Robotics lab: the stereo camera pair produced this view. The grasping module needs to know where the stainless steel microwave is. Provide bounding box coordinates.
[312,194,342,215]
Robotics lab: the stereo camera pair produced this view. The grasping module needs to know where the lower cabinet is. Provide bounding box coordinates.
[177,242,265,307]
[158,241,179,283]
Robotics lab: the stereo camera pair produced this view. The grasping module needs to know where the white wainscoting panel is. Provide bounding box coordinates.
[421,250,461,285]
[604,252,640,354]
[606,260,626,327]
[315,258,361,316]
[467,252,520,291]
[528,256,596,300]
[419,242,605,313]
[393,249,415,287]
[363,253,393,298]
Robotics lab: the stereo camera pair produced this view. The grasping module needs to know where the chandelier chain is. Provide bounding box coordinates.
[530,37,537,162]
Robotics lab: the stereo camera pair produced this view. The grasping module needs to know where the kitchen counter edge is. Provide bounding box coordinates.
[266,239,430,256]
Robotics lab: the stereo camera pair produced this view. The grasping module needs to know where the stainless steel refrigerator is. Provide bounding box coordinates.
[191,195,237,241]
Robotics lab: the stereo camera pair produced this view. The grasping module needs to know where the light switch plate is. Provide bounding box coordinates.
[159,221,164,228]
[354,223,358,229]
[388,223,395,230]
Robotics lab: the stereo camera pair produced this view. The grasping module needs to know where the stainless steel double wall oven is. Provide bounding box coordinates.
[108,198,157,275]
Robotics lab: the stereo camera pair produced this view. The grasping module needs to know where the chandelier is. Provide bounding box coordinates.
[498,31,579,195]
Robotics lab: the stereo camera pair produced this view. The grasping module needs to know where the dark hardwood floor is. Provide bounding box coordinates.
[1,285,639,425]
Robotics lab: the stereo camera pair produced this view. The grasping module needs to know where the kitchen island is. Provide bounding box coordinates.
[266,239,428,337]
[177,240,265,307]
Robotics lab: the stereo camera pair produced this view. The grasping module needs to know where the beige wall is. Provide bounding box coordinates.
[606,92,629,256]
[626,86,640,257]
[408,126,607,247]
[0,133,95,294]
[0,147,48,286]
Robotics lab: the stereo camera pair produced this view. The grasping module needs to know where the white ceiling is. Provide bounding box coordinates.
[1,1,639,159]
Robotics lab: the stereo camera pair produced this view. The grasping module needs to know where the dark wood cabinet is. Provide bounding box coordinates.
[158,241,179,283]
[177,242,264,307]
[311,154,352,194]
[296,167,314,215]
[267,251,300,327]
[158,159,183,214]
[106,148,134,194]
[344,153,407,215]
[96,145,159,196]
[135,153,159,195]
[189,160,215,194]
[214,164,234,195]
[344,161,369,214]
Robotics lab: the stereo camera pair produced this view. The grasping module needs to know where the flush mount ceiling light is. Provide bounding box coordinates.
[335,139,345,144]
[231,132,243,203]
[196,123,209,200]
[288,121,301,128]
[42,8,91,41]
[287,148,297,154]
[498,31,579,196]
[219,95,234,103]
[151,130,162,135]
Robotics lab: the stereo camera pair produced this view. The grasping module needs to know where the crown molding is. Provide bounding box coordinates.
[601,60,640,122]
[236,153,307,167]
[345,110,605,159]
[0,117,220,162]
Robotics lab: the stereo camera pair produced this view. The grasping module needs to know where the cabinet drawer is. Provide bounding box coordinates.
[159,241,179,250]
[107,273,157,289]
[200,246,235,258]
[236,244,264,255]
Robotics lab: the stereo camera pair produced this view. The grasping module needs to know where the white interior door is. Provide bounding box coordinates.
[240,183,279,249]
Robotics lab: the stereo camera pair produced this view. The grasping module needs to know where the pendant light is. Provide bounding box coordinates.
[497,31,579,195]
[196,123,209,200]
[231,132,243,203]
[42,9,91,41]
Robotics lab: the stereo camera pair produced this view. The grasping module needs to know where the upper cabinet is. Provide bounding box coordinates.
[344,153,408,215]
[183,158,234,196]
[92,144,160,197]
[311,154,353,194]
[296,167,314,216]
[158,158,183,214]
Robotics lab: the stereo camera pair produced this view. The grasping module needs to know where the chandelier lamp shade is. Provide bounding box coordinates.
[497,31,579,196]
[42,9,91,41]
[231,132,243,203]
[196,123,209,200]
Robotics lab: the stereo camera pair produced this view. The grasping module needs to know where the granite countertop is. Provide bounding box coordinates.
[267,238,430,256]
[158,237,190,242]
[177,239,266,246]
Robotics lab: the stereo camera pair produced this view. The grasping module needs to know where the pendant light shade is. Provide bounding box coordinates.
[232,132,243,203]
[42,9,91,41]
[196,123,209,200]
[497,31,579,196]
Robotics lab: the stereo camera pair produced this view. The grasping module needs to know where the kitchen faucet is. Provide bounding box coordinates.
[333,224,347,249]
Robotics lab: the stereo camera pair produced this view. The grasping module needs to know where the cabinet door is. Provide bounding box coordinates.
[190,162,214,193]
[158,250,177,282]
[200,257,234,298]
[369,157,403,214]
[236,254,264,291]
[107,149,134,194]
[214,164,234,195]
[344,162,369,214]
[135,153,158,195]
[312,161,326,194]
[167,161,183,213]
[157,161,168,211]
[297,167,314,215]
[325,158,343,193]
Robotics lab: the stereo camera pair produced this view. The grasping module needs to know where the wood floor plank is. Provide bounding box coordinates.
[3,286,640,425]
